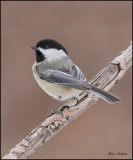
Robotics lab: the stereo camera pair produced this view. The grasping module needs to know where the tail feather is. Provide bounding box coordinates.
[90,86,120,103]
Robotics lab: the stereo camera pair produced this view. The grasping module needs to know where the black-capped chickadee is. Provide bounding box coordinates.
[31,39,120,117]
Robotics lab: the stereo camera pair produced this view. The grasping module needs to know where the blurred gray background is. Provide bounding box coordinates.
[1,1,132,159]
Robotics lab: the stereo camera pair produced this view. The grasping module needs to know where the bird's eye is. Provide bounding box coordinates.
[44,45,49,49]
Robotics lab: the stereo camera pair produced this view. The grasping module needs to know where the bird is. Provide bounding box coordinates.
[31,39,120,117]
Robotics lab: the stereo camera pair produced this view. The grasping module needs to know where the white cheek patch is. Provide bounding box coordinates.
[38,47,67,61]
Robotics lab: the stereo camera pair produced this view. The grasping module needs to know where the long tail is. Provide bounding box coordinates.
[90,86,120,103]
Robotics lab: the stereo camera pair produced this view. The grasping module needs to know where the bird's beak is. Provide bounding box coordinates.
[31,46,37,50]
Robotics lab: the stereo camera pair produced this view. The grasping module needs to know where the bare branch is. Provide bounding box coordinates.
[3,41,132,159]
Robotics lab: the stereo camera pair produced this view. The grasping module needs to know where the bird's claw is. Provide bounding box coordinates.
[47,110,63,118]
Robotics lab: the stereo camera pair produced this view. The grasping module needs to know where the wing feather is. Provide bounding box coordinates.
[39,69,88,90]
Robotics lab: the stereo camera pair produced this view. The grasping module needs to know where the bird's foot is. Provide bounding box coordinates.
[71,97,79,106]
[47,110,63,118]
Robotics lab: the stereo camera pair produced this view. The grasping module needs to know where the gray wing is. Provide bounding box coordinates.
[39,69,89,91]
[69,65,86,81]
